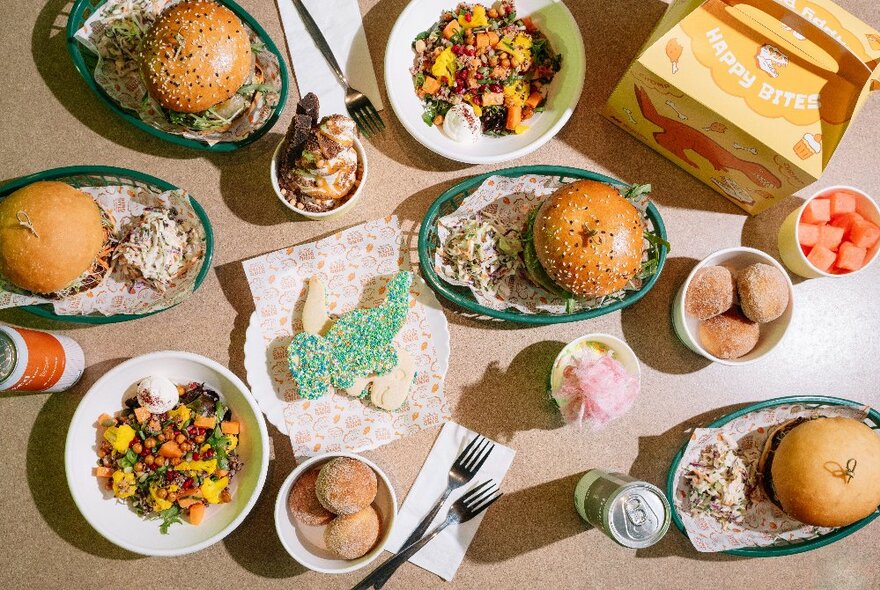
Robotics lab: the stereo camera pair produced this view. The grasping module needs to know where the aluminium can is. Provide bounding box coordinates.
[574,469,670,549]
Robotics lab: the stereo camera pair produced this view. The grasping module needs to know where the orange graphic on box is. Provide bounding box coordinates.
[635,85,782,189]
[666,38,684,74]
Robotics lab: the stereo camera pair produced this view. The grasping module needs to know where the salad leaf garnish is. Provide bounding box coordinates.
[159,505,183,535]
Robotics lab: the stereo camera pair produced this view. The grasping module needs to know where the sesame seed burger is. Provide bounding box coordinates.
[0,181,116,299]
[139,0,273,134]
[522,180,655,308]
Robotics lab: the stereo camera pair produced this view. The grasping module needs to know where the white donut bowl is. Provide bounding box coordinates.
[672,247,794,366]
[275,452,397,574]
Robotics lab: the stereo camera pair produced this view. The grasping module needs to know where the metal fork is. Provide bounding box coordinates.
[351,480,503,590]
[371,435,494,589]
[289,0,385,137]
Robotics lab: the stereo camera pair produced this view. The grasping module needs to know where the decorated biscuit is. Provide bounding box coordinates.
[369,347,416,411]
[288,271,413,400]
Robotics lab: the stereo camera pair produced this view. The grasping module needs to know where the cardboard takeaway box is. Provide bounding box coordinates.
[605,0,880,214]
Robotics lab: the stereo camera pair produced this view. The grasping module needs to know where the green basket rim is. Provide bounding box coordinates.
[65,0,289,152]
[664,394,880,557]
[0,165,215,324]
[417,165,668,325]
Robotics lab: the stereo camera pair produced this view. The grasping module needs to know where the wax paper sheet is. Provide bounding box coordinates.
[434,174,652,314]
[74,0,282,145]
[0,185,206,316]
[672,403,871,552]
[242,216,450,457]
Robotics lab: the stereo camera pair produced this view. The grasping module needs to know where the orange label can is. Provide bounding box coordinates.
[0,326,85,393]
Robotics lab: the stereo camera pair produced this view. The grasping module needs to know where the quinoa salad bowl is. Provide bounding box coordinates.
[65,351,269,556]
[385,0,585,164]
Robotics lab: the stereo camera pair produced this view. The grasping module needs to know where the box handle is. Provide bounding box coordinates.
[714,0,873,88]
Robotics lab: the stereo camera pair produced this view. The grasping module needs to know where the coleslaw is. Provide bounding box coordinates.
[684,440,758,529]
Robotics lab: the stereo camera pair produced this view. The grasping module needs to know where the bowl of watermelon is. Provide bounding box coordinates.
[778,186,880,279]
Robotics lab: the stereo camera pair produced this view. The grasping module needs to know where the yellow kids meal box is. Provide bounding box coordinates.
[605,0,880,214]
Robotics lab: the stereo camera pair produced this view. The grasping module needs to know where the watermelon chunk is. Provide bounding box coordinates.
[807,246,836,272]
[802,198,831,224]
[798,223,821,248]
[829,191,857,216]
[850,219,880,249]
[835,242,867,272]
[817,224,845,251]
[830,212,865,235]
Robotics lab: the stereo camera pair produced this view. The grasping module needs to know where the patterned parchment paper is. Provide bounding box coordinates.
[0,186,206,316]
[74,0,282,145]
[242,216,450,457]
[672,403,871,552]
[434,174,650,314]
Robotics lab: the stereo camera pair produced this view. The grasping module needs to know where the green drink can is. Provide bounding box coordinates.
[574,469,670,549]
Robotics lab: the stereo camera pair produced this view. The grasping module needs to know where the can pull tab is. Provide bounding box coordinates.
[622,494,659,540]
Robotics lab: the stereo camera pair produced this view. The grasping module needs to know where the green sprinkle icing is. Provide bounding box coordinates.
[288,271,413,400]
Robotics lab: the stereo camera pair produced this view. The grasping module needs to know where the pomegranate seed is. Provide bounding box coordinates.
[205,449,215,459]
[165,470,174,481]
[192,453,201,461]
[183,478,194,490]
[140,447,149,456]
[465,13,472,22]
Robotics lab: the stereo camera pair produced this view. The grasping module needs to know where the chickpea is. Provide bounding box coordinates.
[433,114,444,126]
[194,435,205,444]
[157,488,168,499]
[134,462,144,473]
[154,456,166,467]
[132,442,143,454]
[215,469,228,478]
[501,57,511,68]
[144,437,157,449]
[157,434,166,443]
[167,491,178,503]
[181,442,192,452]
[170,457,182,466]
[175,434,186,444]
[414,39,426,54]
[489,55,499,67]
[511,56,520,67]
[144,455,155,466]
[98,448,108,459]
[176,384,185,396]
[488,8,499,18]
[219,489,232,504]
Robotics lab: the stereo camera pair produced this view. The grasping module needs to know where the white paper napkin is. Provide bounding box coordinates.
[386,422,515,581]
[276,0,384,115]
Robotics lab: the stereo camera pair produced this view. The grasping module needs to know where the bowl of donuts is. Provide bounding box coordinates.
[274,453,397,574]
[672,247,794,365]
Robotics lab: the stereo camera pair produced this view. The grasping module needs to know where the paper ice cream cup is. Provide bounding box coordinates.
[778,185,880,278]
[271,138,368,221]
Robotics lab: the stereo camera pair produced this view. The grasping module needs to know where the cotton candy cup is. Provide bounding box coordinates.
[551,355,640,431]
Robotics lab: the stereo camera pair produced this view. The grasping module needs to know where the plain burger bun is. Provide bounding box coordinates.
[0,181,105,295]
[764,417,880,527]
[531,180,644,298]
[140,0,252,113]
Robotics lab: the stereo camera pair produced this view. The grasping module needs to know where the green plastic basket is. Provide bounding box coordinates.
[418,165,668,325]
[665,395,880,557]
[0,165,215,324]
[66,0,289,151]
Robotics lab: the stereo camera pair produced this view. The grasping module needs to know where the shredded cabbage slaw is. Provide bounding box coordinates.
[684,441,758,529]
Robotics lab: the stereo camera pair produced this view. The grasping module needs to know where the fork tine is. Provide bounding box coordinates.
[469,491,503,515]
[468,441,494,474]
[363,104,385,131]
[463,438,491,471]
[350,110,372,137]
[459,480,493,503]
[453,435,483,469]
[463,482,498,508]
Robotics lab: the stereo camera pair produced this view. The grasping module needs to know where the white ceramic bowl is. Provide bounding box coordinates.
[549,333,640,391]
[385,0,586,164]
[271,137,368,220]
[777,185,880,279]
[275,452,397,574]
[672,247,794,366]
[65,351,269,556]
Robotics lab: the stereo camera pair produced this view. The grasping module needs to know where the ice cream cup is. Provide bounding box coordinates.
[548,333,640,393]
[672,247,794,366]
[271,137,368,221]
[778,185,880,279]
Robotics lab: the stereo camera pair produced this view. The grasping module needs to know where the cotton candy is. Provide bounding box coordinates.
[551,355,639,431]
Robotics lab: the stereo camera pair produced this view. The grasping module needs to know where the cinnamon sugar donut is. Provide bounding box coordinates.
[315,457,378,515]
[288,469,335,526]
[685,266,734,320]
[699,308,759,360]
[325,506,381,559]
